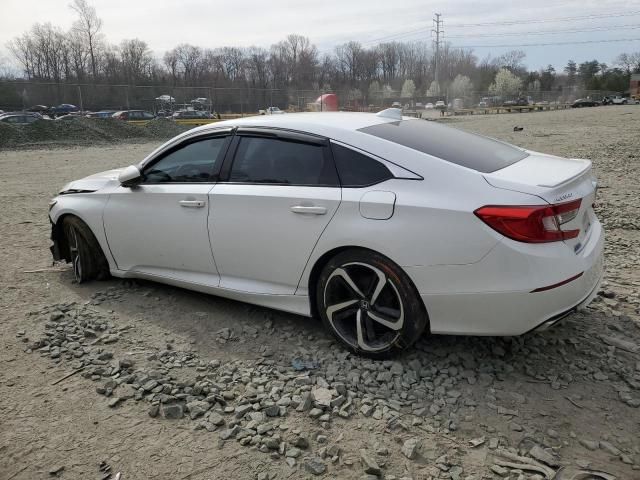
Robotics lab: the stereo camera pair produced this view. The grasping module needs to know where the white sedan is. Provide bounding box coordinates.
[49,110,604,357]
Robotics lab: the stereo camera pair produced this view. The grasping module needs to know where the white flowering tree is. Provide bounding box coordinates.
[488,68,522,97]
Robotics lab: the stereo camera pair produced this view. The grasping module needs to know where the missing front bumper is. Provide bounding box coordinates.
[49,218,64,262]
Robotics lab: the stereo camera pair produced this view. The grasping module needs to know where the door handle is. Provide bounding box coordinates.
[179,200,206,208]
[290,205,327,215]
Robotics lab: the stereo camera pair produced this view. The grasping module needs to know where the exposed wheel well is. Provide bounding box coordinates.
[307,246,429,331]
[52,214,74,262]
[53,214,107,264]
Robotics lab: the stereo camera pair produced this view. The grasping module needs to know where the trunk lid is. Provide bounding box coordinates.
[484,151,597,252]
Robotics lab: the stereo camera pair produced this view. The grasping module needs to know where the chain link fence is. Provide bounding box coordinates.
[0,81,622,114]
[0,81,343,114]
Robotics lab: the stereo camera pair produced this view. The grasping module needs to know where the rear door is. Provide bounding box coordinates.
[208,128,341,294]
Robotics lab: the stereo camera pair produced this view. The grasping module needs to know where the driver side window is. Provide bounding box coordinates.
[144,136,228,183]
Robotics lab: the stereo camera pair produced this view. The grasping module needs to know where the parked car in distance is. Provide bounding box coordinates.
[49,104,79,116]
[55,113,84,121]
[0,112,42,124]
[172,110,212,119]
[425,103,434,109]
[112,110,155,120]
[259,106,285,115]
[86,110,117,119]
[572,98,598,108]
[26,104,49,113]
[602,95,628,105]
[47,110,604,357]
[435,100,446,109]
[503,98,529,107]
[478,101,488,108]
[414,102,424,110]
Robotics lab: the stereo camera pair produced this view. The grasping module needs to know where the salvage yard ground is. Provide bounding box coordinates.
[0,106,639,480]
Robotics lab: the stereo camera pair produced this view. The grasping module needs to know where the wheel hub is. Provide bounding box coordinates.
[324,262,404,352]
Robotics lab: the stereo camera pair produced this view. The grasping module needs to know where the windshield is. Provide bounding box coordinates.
[359,119,528,173]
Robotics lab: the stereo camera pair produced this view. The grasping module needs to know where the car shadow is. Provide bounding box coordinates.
[59,272,618,382]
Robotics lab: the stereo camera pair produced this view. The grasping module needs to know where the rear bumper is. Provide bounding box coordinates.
[407,220,604,336]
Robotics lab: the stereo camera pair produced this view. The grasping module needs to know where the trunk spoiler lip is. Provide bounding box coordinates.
[536,158,591,188]
[483,153,592,190]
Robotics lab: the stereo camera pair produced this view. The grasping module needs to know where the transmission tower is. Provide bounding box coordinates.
[432,13,443,95]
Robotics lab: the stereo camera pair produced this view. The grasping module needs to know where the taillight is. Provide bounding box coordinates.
[475,199,582,243]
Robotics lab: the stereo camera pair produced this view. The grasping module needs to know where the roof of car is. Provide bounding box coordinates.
[193,112,404,138]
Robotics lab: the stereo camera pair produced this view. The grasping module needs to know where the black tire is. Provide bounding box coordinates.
[316,249,427,358]
[62,216,110,283]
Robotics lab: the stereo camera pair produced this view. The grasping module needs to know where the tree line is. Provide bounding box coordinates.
[3,0,640,111]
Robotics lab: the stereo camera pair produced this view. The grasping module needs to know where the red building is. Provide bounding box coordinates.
[631,74,640,98]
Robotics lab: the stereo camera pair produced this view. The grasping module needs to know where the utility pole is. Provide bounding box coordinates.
[432,13,443,96]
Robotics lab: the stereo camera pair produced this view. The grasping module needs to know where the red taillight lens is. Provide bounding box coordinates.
[475,199,582,243]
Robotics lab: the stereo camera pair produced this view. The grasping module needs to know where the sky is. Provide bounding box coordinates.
[1,0,639,72]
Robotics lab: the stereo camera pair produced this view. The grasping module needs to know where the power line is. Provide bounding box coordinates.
[446,24,640,38]
[362,27,426,46]
[362,11,640,46]
[366,24,640,45]
[446,10,640,28]
[452,37,640,49]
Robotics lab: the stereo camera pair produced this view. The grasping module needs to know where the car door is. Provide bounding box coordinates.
[209,128,341,294]
[103,132,232,284]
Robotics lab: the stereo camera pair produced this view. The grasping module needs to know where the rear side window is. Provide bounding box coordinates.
[229,136,338,186]
[358,120,528,173]
[331,143,393,187]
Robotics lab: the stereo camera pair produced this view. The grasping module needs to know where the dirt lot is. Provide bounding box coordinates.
[1,106,639,480]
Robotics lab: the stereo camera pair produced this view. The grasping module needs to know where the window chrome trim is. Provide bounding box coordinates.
[138,127,234,170]
[236,126,327,145]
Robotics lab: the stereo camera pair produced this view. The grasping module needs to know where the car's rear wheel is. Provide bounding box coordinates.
[62,216,109,283]
[316,249,427,358]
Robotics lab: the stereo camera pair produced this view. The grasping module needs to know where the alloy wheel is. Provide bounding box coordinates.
[66,225,82,282]
[323,262,404,352]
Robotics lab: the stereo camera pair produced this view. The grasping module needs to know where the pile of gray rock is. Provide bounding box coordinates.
[20,290,640,478]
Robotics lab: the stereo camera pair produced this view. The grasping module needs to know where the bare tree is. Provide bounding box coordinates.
[335,41,363,85]
[495,50,526,75]
[120,39,154,84]
[70,0,103,79]
[615,52,640,75]
[163,50,179,86]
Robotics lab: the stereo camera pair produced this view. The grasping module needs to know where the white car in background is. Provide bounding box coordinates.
[259,106,285,115]
[49,110,604,357]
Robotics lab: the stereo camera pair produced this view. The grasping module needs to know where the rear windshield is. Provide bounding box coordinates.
[358,120,528,173]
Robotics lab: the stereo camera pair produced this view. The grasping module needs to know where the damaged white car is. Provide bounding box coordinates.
[49,110,604,357]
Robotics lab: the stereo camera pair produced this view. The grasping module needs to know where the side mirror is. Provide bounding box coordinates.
[118,165,142,187]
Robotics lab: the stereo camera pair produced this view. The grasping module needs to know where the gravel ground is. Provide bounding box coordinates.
[0,106,639,480]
